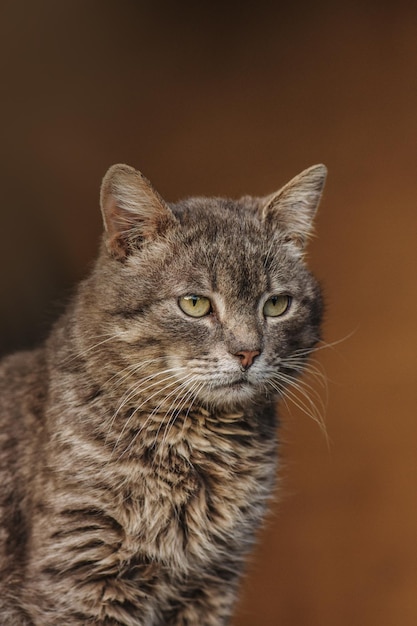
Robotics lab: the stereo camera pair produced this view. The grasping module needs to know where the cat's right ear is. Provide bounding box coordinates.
[100,164,177,260]
[259,164,327,249]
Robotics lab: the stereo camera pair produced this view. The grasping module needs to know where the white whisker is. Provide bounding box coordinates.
[269,371,329,445]
[157,377,202,451]
[110,369,195,459]
[63,332,121,364]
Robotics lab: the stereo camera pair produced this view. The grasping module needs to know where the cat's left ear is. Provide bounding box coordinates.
[100,164,177,260]
[260,164,327,249]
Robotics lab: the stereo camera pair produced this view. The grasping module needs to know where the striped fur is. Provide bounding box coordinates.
[0,163,326,624]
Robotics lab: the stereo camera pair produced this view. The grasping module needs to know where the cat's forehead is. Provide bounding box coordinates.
[161,198,298,299]
[122,195,306,303]
[170,196,266,247]
[170,195,259,222]
[170,199,263,260]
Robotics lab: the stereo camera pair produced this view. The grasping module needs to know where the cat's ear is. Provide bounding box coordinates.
[260,164,327,249]
[100,164,177,260]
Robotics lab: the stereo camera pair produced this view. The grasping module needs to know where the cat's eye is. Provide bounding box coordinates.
[178,295,212,318]
[263,295,291,317]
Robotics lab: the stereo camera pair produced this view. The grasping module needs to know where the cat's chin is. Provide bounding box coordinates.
[197,381,259,408]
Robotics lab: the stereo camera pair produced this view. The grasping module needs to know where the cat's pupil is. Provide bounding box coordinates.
[263,295,291,317]
[178,295,212,318]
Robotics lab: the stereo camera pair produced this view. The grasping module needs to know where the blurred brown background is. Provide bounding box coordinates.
[1,1,416,624]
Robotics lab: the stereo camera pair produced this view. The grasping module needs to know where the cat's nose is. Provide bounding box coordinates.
[235,349,261,370]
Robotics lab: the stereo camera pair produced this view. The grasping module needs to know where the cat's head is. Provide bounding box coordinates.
[81,163,326,411]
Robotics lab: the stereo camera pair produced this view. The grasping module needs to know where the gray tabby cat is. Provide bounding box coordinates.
[0,162,326,625]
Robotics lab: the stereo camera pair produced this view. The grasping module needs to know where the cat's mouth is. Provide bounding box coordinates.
[199,375,258,407]
[226,378,248,388]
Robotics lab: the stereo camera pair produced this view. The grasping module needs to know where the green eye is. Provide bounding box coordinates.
[263,295,291,317]
[178,295,212,318]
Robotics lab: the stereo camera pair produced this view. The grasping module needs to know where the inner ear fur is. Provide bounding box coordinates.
[260,164,327,248]
[100,164,177,260]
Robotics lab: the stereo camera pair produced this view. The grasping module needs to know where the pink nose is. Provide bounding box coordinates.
[235,349,261,370]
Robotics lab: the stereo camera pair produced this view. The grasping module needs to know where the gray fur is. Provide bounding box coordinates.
[0,163,326,625]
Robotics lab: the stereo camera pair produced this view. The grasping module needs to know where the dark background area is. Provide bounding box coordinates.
[1,2,416,624]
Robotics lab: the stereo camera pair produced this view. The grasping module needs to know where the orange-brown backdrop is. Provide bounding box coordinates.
[1,2,416,625]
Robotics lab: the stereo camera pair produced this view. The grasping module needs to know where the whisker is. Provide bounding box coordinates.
[105,357,168,388]
[283,355,327,382]
[291,330,355,359]
[153,378,205,473]
[157,377,202,449]
[110,370,193,459]
[120,376,197,462]
[112,367,184,419]
[269,374,328,444]
[150,377,197,448]
[275,372,327,422]
[63,332,121,364]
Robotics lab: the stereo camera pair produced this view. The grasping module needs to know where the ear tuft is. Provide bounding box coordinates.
[100,164,176,260]
[261,164,327,249]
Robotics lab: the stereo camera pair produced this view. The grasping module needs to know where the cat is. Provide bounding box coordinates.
[0,162,326,625]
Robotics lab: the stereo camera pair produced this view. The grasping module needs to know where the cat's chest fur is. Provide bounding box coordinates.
[116,414,276,570]
[45,383,278,575]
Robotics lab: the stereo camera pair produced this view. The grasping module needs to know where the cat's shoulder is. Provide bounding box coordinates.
[0,347,44,379]
[0,348,47,416]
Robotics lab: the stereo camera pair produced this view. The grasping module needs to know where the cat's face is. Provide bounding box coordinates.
[80,164,325,411]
